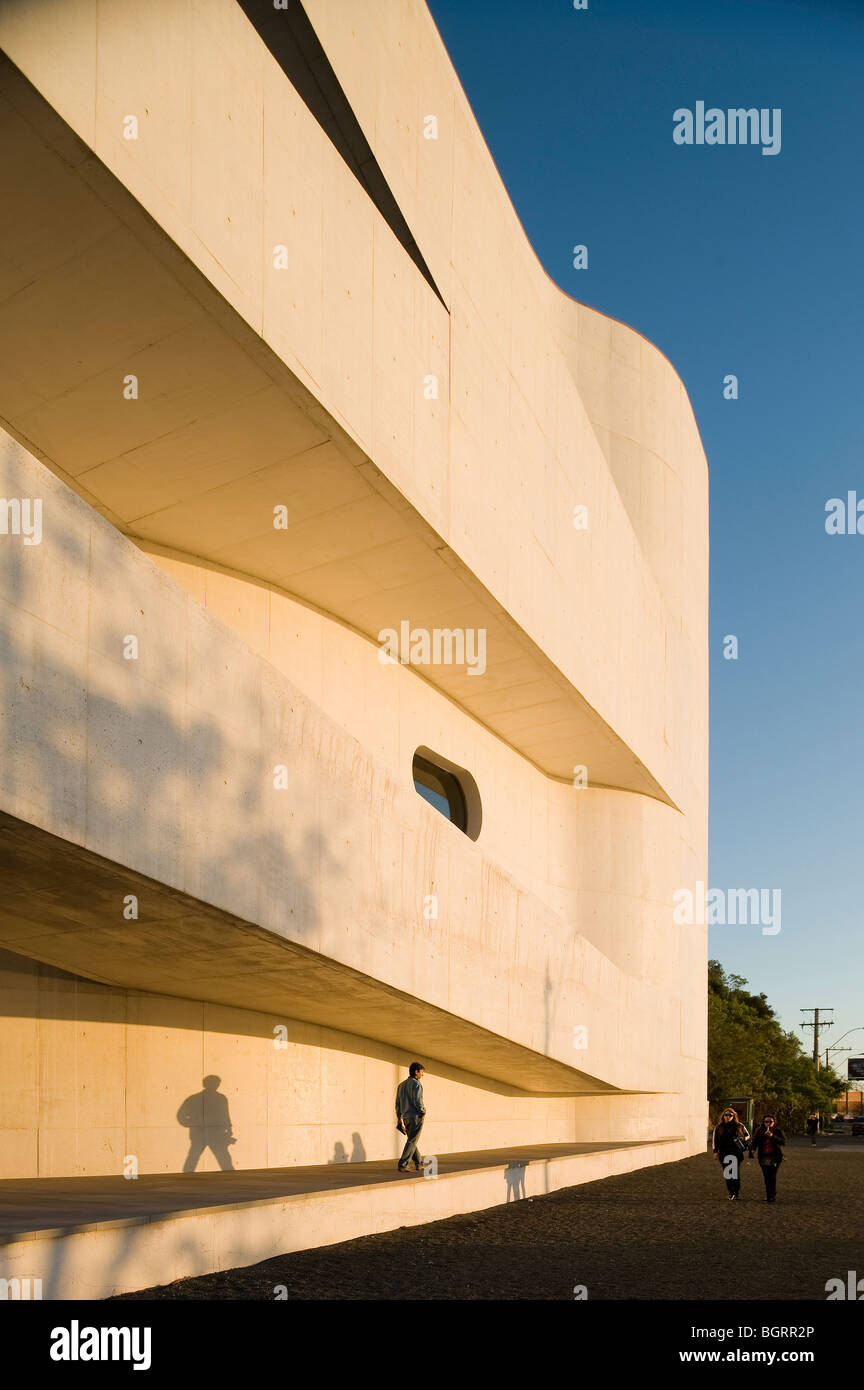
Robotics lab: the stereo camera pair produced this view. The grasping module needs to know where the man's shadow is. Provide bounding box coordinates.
[505,1161,526,1201]
[177,1075,236,1173]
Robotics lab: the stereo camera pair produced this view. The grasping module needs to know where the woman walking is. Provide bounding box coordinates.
[750,1115,786,1203]
[712,1107,750,1201]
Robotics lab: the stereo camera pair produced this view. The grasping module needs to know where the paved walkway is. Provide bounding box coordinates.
[0,1139,677,1241]
[114,1136,864,1300]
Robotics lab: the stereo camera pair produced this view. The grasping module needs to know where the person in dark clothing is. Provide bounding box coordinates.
[806,1115,819,1145]
[750,1115,786,1202]
[712,1107,750,1201]
[395,1062,426,1172]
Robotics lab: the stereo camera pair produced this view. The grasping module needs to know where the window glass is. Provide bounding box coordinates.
[412,753,468,832]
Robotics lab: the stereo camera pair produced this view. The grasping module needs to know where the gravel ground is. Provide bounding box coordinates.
[114,1137,864,1301]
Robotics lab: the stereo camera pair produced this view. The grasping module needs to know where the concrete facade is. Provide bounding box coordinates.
[0,0,708,1249]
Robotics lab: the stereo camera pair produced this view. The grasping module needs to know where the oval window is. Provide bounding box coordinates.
[412,747,481,841]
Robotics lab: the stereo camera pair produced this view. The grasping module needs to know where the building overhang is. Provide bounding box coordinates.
[0,810,645,1098]
[0,54,673,804]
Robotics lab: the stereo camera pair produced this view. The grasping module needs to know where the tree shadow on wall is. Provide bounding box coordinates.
[0,439,342,961]
[0,441,356,1294]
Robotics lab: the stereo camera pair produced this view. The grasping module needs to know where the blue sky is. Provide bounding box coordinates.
[428,0,864,1074]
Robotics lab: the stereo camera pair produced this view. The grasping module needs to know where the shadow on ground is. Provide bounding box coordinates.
[112,1138,864,1301]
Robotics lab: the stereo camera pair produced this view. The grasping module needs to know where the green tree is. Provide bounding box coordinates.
[708,961,841,1129]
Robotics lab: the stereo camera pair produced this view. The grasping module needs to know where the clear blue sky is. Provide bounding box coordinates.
[428,0,864,1075]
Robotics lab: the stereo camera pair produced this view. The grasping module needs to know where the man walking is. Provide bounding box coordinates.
[395,1062,426,1172]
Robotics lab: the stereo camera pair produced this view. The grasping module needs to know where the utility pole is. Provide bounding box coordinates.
[800,1008,833,1068]
[801,1009,834,1134]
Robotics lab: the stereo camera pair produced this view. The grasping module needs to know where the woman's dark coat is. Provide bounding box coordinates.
[712,1120,750,1157]
[750,1125,786,1166]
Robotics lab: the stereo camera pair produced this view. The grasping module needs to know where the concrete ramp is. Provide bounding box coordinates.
[0,1139,685,1299]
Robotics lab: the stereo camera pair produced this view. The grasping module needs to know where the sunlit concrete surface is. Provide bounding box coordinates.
[0,434,702,1170]
[0,1,708,803]
[0,1137,685,1298]
[0,0,709,1289]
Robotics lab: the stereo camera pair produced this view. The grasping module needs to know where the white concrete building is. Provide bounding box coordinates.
[0,0,708,1294]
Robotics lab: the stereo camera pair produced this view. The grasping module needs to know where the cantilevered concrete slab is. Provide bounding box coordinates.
[0,808,633,1098]
[0,28,704,805]
[0,432,699,1111]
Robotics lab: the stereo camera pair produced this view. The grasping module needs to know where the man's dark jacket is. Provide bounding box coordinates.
[395,1077,426,1123]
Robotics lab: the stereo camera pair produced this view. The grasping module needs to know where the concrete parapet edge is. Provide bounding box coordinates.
[0,1138,686,1299]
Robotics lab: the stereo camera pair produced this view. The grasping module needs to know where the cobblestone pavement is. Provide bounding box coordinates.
[115,1137,864,1300]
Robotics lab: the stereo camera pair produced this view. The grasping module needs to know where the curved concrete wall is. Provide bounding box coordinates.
[0,0,708,810]
[0,431,706,1173]
[145,544,701,991]
[0,0,709,1182]
[0,433,700,1092]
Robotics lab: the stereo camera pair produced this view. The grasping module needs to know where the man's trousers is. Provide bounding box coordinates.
[398,1118,424,1169]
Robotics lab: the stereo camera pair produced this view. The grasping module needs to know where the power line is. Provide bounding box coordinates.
[800,1008,833,1068]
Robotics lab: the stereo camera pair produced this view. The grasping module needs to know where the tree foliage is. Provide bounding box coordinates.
[707,961,840,1128]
